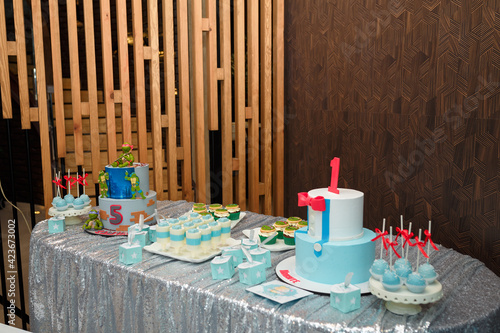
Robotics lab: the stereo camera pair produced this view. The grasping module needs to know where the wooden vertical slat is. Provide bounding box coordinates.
[220,0,233,205]
[192,0,207,203]
[13,0,30,129]
[247,0,260,212]
[31,0,52,213]
[100,0,117,163]
[177,0,193,201]
[48,0,66,157]
[206,0,218,130]
[260,0,273,214]
[163,0,177,200]
[67,0,84,165]
[83,0,101,178]
[132,0,148,163]
[273,0,285,216]
[0,0,12,118]
[148,0,163,200]
[234,0,246,210]
[116,0,132,143]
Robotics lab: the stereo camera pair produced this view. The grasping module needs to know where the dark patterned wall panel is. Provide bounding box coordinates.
[284,0,500,276]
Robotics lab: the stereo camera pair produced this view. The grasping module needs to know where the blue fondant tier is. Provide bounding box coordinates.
[295,228,376,285]
[99,191,157,230]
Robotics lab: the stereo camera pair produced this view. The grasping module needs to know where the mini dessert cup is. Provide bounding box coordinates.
[178,215,190,224]
[209,221,221,248]
[198,224,212,253]
[226,204,241,220]
[186,228,202,258]
[201,214,214,224]
[218,217,232,244]
[182,221,196,234]
[170,225,185,254]
[167,218,180,226]
[214,208,229,221]
[156,221,171,251]
[192,218,205,228]
[283,226,299,245]
[273,221,288,239]
[259,225,277,244]
[188,212,201,221]
[286,216,302,227]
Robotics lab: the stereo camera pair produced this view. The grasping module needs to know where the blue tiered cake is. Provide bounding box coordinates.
[294,158,375,286]
[99,163,157,231]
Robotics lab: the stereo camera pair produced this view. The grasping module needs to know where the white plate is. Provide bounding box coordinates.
[246,280,313,304]
[179,211,246,229]
[275,256,370,294]
[242,228,295,252]
[143,238,240,263]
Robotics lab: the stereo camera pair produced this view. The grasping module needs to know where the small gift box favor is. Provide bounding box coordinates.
[221,248,244,268]
[330,273,360,313]
[249,247,272,268]
[148,225,157,243]
[238,261,266,285]
[119,243,142,265]
[48,216,66,234]
[211,255,235,280]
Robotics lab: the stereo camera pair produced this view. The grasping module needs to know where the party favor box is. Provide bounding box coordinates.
[238,261,266,285]
[249,248,271,268]
[330,283,360,313]
[48,216,65,234]
[119,243,142,265]
[221,248,244,268]
[211,255,235,280]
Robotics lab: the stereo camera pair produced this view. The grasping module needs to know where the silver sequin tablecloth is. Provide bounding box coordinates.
[30,200,500,332]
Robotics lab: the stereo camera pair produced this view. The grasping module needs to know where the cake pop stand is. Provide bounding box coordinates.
[275,256,371,294]
[369,277,443,315]
[48,205,92,225]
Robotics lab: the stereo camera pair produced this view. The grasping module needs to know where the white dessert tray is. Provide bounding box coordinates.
[276,256,370,294]
[48,205,92,225]
[179,211,246,229]
[242,228,295,252]
[143,238,240,263]
[369,277,443,315]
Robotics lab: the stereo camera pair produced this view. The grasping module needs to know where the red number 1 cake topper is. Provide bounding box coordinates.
[328,157,340,194]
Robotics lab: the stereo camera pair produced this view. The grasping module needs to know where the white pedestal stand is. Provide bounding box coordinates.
[48,205,92,225]
[369,277,443,315]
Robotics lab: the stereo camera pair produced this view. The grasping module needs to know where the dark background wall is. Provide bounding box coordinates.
[284,0,500,276]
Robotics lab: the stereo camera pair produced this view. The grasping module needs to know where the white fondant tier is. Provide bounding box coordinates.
[307,188,364,241]
[295,228,376,285]
[99,191,157,231]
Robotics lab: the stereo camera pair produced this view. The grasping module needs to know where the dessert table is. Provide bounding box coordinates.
[29,200,500,332]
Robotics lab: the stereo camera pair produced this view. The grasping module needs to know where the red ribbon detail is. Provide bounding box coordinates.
[384,238,401,258]
[52,177,66,189]
[395,227,413,248]
[77,173,89,186]
[424,230,439,251]
[410,236,429,258]
[64,175,77,188]
[371,229,388,250]
[297,192,326,211]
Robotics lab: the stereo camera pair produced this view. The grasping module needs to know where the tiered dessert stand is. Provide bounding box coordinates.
[369,277,443,315]
[48,205,92,225]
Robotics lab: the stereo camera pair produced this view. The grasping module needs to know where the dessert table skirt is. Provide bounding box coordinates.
[29,200,500,332]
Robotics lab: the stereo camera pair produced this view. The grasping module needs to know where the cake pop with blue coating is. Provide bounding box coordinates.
[370,218,389,281]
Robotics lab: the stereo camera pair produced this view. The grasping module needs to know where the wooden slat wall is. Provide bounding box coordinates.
[1,0,285,217]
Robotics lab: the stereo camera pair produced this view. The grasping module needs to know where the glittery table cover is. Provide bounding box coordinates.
[30,200,500,332]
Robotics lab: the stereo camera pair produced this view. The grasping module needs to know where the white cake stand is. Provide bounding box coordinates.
[369,277,443,315]
[48,205,92,225]
[275,256,371,294]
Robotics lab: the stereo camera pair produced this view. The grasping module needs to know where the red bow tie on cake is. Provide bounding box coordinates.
[297,192,326,211]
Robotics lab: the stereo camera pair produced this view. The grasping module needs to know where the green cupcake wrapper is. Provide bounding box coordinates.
[283,236,295,246]
[259,233,277,244]
[276,230,284,239]
[228,211,240,220]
